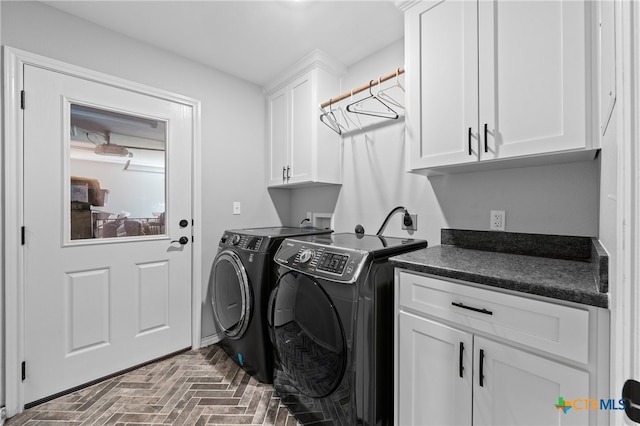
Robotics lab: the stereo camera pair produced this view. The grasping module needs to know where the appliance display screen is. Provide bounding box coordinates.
[317,252,349,274]
[246,237,262,251]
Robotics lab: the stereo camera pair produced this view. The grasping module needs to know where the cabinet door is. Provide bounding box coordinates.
[406,0,479,169]
[288,73,313,184]
[267,88,288,186]
[473,336,589,426]
[397,312,472,425]
[478,0,587,160]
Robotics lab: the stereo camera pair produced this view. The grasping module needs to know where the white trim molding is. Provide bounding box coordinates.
[2,46,203,417]
[200,333,223,349]
[629,0,640,388]
[611,1,640,424]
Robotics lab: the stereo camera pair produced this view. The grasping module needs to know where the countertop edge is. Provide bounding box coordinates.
[591,237,609,293]
[390,251,609,309]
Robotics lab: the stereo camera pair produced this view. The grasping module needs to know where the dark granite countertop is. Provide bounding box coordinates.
[390,229,609,309]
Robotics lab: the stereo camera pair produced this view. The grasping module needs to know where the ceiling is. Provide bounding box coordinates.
[43,0,405,87]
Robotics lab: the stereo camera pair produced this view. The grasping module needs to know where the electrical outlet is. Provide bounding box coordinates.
[306,212,312,220]
[401,214,418,231]
[233,201,241,215]
[490,210,505,231]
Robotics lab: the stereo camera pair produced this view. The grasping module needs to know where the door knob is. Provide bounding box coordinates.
[171,236,189,245]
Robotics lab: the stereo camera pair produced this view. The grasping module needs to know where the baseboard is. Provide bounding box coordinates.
[200,333,223,348]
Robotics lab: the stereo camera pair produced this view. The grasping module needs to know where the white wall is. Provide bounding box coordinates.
[291,39,600,247]
[0,1,285,342]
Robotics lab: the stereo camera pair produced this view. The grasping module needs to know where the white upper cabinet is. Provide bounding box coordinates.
[268,88,288,184]
[265,51,344,188]
[403,0,599,172]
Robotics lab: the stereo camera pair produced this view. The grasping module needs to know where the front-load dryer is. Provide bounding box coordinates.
[210,226,332,383]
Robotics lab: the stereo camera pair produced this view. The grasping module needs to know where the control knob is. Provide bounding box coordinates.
[230,234,241,246]
[298,249,315,264]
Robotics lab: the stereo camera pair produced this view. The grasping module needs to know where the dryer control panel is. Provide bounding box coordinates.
[274,240,368,283]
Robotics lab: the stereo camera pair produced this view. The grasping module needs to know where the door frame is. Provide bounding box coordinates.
[2,46,203,417]
[612,1,640,424]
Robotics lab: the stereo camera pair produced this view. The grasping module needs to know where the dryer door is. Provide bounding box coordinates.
[211,249,252,339]
[269,270,346,398]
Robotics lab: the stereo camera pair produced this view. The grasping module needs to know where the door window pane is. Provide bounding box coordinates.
[69,104,166,240]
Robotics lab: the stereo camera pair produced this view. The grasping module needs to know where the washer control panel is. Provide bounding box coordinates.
[220,233,264,252]
[274,240,368,283]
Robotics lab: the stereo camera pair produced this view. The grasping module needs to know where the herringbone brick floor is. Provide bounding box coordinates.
[6,345,300,426]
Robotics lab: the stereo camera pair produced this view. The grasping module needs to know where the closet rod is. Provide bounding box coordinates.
[320,67,404,109]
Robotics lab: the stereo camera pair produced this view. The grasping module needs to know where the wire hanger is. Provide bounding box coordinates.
[346,80,399,119]
[319,99,344,135]
[342,90,363,130]
[376,68,405,110]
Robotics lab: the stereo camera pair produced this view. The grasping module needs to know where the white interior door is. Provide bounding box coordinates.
[23,64,193,404]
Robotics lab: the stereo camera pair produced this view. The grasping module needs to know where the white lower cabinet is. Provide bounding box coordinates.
[398,312,472,425]
[473,336,589,426]
[395,271,609,426]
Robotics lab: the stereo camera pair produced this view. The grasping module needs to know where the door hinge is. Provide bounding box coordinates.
[21,226,26,245]
[20,90,25,109]
[21,361,26,381]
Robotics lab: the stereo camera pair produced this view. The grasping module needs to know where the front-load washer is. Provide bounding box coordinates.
[210,226,332,383]
[268,233,427,425]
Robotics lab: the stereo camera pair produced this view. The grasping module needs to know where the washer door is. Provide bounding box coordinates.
[269,270,346,398]
[211,249,252,339]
